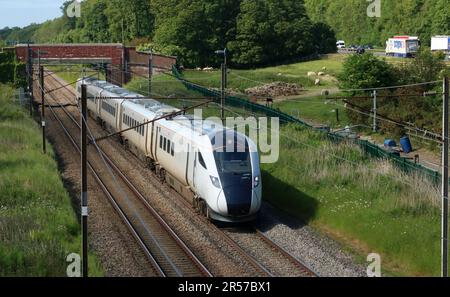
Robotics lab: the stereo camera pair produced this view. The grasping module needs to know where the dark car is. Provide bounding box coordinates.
[356,47,365,54]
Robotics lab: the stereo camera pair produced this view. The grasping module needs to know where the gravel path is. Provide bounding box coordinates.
[257,203,367,277]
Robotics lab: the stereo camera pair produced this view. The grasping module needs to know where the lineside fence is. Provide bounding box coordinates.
[172,65,441,185]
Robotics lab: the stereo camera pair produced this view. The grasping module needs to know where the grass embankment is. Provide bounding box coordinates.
[263,124,441,276]
[46,65,105,87]
[102,56,445,275]
[182,54,344,92]
[128,71,443,275]
[0,84,102,276]
[272,96,351,128]
[126,55,346,124]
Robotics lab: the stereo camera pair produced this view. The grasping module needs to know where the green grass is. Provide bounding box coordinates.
[262,124,442,276]
[272,96,351,129]
[0,84,103,276]
[46,65,104,87]
[128,73,444,276]
[181,54,344,92]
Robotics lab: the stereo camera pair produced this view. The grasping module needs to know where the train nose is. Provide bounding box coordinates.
[221,184,252,216]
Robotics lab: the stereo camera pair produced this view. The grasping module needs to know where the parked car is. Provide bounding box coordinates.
[356,47,365,54]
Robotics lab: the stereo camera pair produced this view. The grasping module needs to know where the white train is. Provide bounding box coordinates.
[76,77,262,223]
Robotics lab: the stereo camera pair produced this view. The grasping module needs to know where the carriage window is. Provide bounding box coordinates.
[163,137,167,151]
[160,135,163,148]
[167,140,171,153]
[171,144,174,156]
[198,152,207,169]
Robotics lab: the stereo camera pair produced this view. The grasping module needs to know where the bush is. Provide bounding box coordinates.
[338,53,396,91]
[14,63,27,88]
[0,63,14,84]
[338,50,447,135]
[0,51,25,87]
[397,50,447,86]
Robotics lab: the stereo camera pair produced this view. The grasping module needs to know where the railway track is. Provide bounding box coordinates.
[254,229,318,276]
[36,71,212,277]
[40,70,318,277]
[94,106,318,277]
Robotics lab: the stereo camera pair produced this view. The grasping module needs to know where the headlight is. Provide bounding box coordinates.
[253,176,260,188]
[210,176,221,189]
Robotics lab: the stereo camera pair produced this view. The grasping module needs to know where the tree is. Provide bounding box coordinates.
[229,0,315,67]
[338,53,396,91]
[80,0,111,43]
[106,0,154,43]
[311,22,337,54]
[396,49,447,85]
[304,0,450,47]
[338,53,398,127]
[152,0,241,67]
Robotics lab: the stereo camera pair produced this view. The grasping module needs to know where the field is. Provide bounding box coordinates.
[68,54,447,276]
[130,68,443,275]
[0,84,102,276]
[261,124,442,276]
[272,96,351,129]
[182,54,344,92]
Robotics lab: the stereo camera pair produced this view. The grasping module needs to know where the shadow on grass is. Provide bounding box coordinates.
[215,171,319,230]
[257,171,319,231]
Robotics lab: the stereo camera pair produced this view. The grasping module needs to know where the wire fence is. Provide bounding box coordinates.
[171,65,443,185]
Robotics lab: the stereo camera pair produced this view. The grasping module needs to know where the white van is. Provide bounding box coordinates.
[336,40,346,49]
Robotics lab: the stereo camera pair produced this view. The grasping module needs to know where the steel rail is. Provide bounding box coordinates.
[254,229,319,277]
[43,86,166,277]
[41,75,212,277]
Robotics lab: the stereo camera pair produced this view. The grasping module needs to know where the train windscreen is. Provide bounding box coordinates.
[212,130,251,174]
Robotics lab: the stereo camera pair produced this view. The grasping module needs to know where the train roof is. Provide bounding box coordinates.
[80,78,247,141]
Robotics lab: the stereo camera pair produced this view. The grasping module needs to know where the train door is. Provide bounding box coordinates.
[194,150,209,199]
[186,143,196,188]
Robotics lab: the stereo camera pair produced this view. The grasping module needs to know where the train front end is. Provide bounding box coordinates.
[206,130,262,223]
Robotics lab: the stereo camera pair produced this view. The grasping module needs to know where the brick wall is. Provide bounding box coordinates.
[14,44,178,86]
[15,44,125,65]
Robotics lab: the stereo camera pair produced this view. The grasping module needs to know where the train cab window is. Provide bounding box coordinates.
[198,152,207,169]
